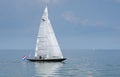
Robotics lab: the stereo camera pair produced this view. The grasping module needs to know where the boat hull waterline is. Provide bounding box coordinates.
[27,58,66,62]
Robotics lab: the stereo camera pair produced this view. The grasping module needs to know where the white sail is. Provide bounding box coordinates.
[35,6,63,59]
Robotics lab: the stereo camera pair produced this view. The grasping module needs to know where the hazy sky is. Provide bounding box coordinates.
[0,0,120,49]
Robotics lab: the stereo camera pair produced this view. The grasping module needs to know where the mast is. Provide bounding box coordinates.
[35,6,63,59]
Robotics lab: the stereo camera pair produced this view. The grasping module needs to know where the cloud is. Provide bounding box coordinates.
[62,11,106,27]
[62,11,80,24]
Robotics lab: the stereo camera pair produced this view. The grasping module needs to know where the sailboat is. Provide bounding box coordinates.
[27,6,66,62]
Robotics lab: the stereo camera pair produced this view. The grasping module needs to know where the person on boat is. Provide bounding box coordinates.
[39,56,42,59]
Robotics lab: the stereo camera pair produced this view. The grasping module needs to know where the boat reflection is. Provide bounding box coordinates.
[34,62,63,77]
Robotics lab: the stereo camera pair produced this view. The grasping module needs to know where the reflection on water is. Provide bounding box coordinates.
[34,62,63,77]
[0,50,120,77]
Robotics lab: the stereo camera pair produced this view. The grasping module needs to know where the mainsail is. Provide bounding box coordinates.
[34,6,63,59]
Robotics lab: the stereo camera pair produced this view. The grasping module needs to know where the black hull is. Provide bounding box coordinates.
[27,58,66,62]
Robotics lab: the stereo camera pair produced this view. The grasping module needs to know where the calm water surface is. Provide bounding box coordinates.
[0,49,120,77]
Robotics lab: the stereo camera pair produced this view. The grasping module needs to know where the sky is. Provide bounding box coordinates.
[0,0,120,49]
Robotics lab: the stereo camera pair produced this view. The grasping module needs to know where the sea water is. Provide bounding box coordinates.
[0,49,120,77]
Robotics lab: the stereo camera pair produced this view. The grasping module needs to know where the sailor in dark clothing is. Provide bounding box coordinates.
[39,56,42,59]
